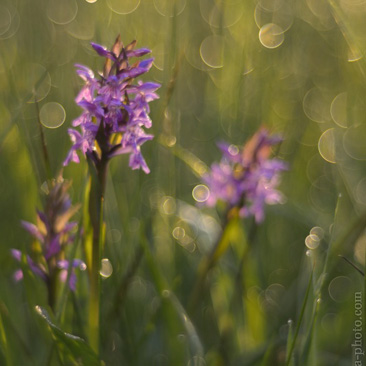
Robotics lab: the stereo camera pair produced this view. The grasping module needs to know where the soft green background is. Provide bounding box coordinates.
[0,0,365,365]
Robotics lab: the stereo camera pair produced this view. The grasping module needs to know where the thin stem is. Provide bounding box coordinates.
[187,210,234,313]
[88,155,109,354]
[109,244,144,321]
[285,270,313,366]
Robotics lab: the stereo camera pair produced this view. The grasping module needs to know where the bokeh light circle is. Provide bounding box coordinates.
[192,184,210,203]
[355,178,366,205]
[200,0,244,28]
[330,92,348,128]
[303,88,331,123]
[354,234,366,265]
[258,0,285,11]
[172,227,186,240]
[343,125,366,160]
[254,3,293,32]
[25,64,52,103]
[0,4,20,40]
[107,0,140,15]
[259,23,284,49]
[305,234,320,249]
[318,128,337,164]
[47,0,78,25]
[67,14,95,41]
[310,226,324,240]
[154,0,186,17]
[200,35,225,68]
[0,6,11,35]
[39,102,66,129]
[328,276,352,303]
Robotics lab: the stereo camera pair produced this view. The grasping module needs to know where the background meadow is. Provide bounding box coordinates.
[0,0,365,365]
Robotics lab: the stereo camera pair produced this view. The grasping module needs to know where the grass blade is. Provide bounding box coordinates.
[286,270,313,366]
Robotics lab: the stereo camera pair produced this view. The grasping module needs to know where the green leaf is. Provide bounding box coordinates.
[35,306,100,366]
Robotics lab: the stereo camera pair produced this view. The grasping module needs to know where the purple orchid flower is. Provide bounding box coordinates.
[64,35,160,173]
[202,128,288,223]
[11,178,84,300]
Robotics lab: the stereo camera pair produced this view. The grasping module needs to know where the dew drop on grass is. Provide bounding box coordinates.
[100,258,113,278]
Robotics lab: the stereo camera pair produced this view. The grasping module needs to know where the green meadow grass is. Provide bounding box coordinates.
[0,0,365,365]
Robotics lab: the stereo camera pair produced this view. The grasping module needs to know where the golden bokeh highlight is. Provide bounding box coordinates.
[259,23,284,49]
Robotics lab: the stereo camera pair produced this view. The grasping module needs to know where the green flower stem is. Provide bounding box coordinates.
[187,211,237,313]
[88,155,108,354]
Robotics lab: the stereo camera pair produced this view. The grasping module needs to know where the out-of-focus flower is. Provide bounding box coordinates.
[64,35,160,174]
[11,177,85,292]
[202,128,288,223]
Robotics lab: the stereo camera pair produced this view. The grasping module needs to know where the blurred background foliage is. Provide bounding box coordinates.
[0,0,365,365]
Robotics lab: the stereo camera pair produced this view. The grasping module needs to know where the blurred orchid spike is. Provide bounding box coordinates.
[202,127,288,223]
[11,177,84,303]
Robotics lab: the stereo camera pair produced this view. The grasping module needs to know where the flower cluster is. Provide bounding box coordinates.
[12,178,85,292]
[202,128,288,223]
[64,35,160,173]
